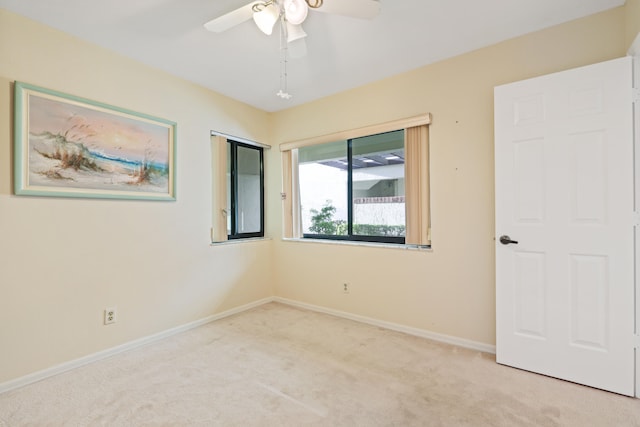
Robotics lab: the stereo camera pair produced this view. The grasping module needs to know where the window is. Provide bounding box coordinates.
[298,130,406,244]
[227,140,264,239]
[281,114,431,247]
[211,134,266,242]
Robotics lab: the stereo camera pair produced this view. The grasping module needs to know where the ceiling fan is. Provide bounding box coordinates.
[204,0,380,99]
[204,0,381,42]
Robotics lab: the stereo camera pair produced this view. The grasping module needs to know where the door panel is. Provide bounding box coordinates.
[569,131,606,223]
[513,251,546,339]
[569,254,608,350]
[514,139,545,223]
[495,56,634,396]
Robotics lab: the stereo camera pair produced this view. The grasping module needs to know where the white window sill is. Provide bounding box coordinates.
[281,237,431,251]
[210,237,272,246]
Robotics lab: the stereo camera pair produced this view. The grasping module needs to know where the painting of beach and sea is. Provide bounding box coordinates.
[14,82,176,200]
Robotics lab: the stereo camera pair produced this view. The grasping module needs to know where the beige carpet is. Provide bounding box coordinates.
[0,302,639,426]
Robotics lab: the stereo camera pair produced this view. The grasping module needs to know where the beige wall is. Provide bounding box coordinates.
[626,0,640,49]
[0,9,274,384]
[270,7,627,347]
[0,4,633,386]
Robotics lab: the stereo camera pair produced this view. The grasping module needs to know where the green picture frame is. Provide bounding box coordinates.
[14,81,177,201]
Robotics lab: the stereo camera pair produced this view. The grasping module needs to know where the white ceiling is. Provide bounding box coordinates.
[0,0,626,112]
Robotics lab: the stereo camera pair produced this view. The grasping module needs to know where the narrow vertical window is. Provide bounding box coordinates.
[227,140,264,239]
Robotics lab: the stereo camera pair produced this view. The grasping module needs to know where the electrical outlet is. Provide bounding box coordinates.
[104,307,117,325]
[343,283,350,294]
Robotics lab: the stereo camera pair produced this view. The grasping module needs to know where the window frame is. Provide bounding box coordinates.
[227,139,265,240]
[280,114,431,247]
[300,133,406,245]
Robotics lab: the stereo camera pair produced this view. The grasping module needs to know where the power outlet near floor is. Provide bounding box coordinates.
[104,307,117,325]
[343,283,350,294]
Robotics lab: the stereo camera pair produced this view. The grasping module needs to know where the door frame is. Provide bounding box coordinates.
[628,33,640,399]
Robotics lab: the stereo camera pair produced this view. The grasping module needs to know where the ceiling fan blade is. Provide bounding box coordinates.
[204,2,259,33]
[313,0,380,20]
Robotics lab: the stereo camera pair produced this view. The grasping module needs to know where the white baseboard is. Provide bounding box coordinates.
[1,295,496,395]
[274,297,497,355]
[0,297,274,395]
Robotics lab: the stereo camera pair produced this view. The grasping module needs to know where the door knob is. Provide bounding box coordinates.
[499,235,518,245]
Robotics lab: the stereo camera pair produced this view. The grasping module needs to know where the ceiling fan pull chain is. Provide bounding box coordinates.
[277,16,293,100]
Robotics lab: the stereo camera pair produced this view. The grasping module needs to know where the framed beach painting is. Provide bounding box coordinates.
[14,82,176,200]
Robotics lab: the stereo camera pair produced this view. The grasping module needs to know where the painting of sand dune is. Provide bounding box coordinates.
[14,82,176,200]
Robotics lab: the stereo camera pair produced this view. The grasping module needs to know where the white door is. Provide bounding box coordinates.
[494,56,635,396]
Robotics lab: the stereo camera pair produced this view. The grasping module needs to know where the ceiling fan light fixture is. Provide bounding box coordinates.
[253,3,279,35]
[305,0,323,8]
[283,0,308,25]
[286,21,307,43]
